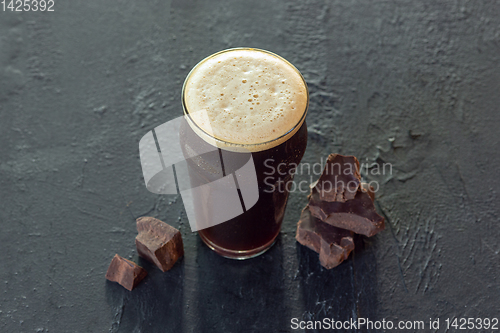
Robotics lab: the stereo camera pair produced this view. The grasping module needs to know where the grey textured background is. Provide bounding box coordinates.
[1,1,499,332]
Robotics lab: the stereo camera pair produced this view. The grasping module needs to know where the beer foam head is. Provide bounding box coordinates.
[183,48,308,151]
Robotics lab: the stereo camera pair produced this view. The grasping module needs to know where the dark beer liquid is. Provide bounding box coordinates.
[180,120,308,258]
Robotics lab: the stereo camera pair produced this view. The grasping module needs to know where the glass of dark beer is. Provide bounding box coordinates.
[181,48,308,259]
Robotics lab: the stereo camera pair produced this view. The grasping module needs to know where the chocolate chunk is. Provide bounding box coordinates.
[135,217,184,272]
[296,207,355,269]
[308,188,385,237]
[360,182,375,202]
[296,154,385,269]
[105,254,147,291]
[310,154,361,202]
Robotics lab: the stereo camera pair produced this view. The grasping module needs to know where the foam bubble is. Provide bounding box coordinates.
[183,48,308,151]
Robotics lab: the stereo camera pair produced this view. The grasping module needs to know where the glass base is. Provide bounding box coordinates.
[198,232,278,260]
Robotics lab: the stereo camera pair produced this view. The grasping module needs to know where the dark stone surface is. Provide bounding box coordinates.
[1,1,499,332]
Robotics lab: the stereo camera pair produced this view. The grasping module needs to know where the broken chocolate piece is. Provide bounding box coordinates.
[296,154,385,269]
[296,207,355,269]
[135,217,184,272]
[310,154,361,203]
[360,182,375,202]
[105,254,147,291]
[308,188,385,237]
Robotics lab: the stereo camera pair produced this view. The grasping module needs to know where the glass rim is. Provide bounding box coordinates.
[181,47,309,149]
